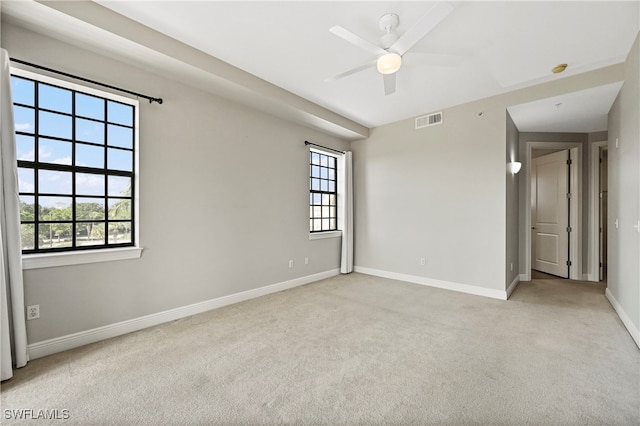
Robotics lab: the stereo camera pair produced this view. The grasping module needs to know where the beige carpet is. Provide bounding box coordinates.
[2,273,639,425]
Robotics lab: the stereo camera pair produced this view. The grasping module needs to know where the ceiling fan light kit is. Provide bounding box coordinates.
[376,14,402,75]
[377,52,402,74]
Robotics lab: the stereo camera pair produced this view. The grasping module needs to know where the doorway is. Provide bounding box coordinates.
[531,149,570,278]
[523,141,582,282]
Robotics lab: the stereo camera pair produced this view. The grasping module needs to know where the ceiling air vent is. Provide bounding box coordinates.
[415,112,443,130]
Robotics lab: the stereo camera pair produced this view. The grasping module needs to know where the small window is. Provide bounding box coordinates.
[11,69,138,254]
[309,150,337,232]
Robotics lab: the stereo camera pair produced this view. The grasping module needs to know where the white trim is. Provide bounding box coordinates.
[569,147,582,280]
[309,231,341,240]
[524,142,583,281]
[309,146,344,157]
[27,268,340,359]
[589,141,608,282]
[309,147,342,236]
[506,275,520,298]
[23,247,142,269]
[354,266,507,300]
[605,288,640,349]
[519,273,529,282]
[133,83,141,253]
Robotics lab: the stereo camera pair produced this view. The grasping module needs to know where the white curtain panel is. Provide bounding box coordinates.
[1,48,28,381]
[340,151,353,274]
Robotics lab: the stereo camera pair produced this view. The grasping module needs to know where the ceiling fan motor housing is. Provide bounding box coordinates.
[378,13,399,32]
[379,14,400,49]
[380,33,399,50]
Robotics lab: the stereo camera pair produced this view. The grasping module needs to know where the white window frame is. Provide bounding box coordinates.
[11,67,142,269]
[308,147,342,240]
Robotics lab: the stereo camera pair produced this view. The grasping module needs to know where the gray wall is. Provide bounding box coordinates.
[506,112,520,288]
[352,63,623,294]
[3,21,349,343]
[352,98,507,291]
[607,32,640,336]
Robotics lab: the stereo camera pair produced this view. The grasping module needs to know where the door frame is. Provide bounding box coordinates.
[589,141,608,282]
[523,141,582,281]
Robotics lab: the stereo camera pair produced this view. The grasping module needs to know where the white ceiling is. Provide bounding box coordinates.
[3,1,639,135]
[95,0,638,131]
[508,82,624,133]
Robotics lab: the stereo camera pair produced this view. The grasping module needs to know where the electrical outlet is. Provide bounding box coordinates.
[510,263,513,271]
[304,257,309,265]
[27,305,39,320]
[420,257,426,266]
[288,259,294,268]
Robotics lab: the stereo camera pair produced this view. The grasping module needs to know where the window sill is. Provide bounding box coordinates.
[22,247,143,270]
[309,231,342,240]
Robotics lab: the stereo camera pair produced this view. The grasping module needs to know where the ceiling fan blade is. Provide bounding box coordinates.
[391,2,454,56]
[330,25,386,56]
[325,60,376,82]
[383,73,396,96]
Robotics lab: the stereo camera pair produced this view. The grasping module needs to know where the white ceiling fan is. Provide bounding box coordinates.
[327,2,454,95]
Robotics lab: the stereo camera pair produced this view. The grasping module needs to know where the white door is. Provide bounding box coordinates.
[532,150,569,278]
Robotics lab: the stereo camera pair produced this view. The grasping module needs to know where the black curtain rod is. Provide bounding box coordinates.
[304,141,345,154]
[10,58,163,104]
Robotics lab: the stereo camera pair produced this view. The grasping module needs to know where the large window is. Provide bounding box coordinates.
[309,150,337,232]
[11,69,138,254]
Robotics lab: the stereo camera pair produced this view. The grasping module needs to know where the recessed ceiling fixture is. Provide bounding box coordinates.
[552,63,568,74]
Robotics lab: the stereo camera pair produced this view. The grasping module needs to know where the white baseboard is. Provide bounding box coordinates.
[605,288,640,349]
[354,266,507,300]
[519,273,529,282]
[28,269,340,360]
[506,275,520,299]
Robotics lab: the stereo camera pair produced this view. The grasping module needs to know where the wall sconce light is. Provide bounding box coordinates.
[508,161,522,175]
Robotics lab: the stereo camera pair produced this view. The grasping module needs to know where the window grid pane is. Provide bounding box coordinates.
[11,73,136,253]
[309,151,338,232]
